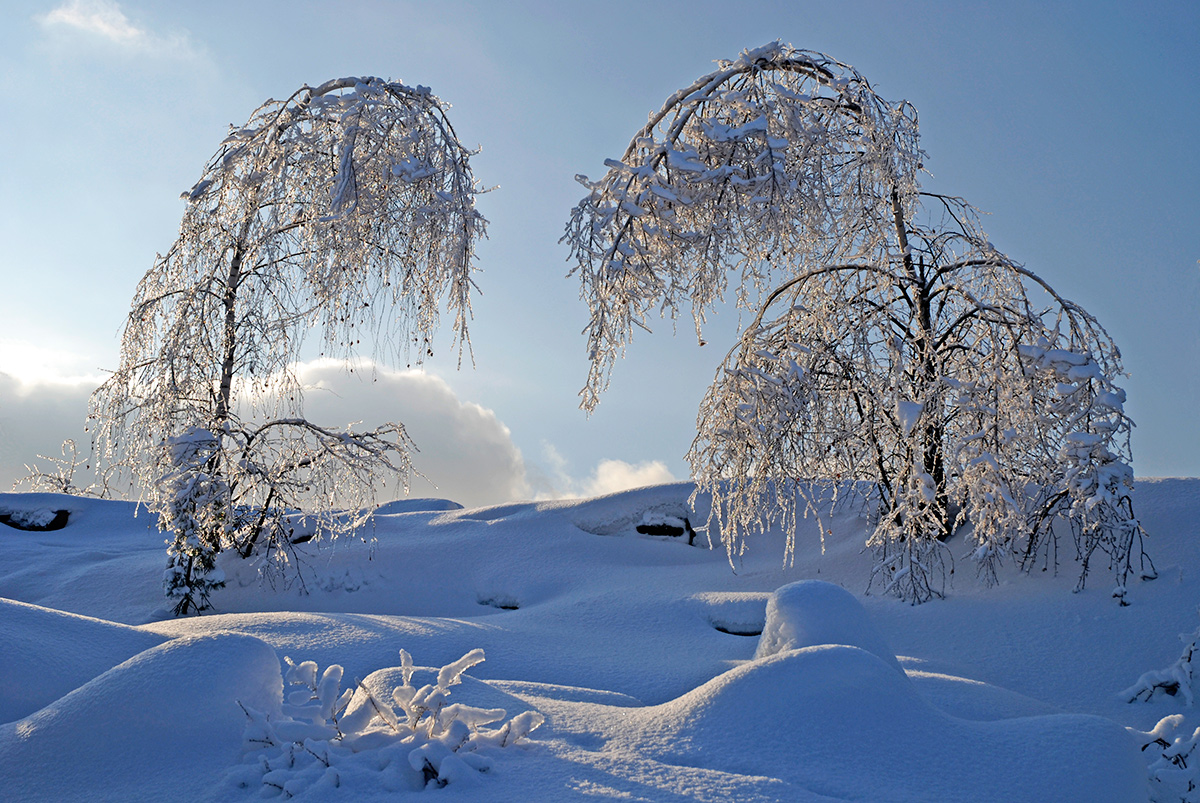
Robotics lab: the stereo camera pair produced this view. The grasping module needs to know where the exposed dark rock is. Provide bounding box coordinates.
[636,516,698,545]
[0,509,70,532]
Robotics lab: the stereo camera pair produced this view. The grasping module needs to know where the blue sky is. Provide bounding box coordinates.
[0,0,1197,503]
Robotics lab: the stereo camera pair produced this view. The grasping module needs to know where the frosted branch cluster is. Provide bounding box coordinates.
[232,649,543,794]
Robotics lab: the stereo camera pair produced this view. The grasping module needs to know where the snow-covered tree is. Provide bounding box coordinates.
[90,77,487,614]
[565,42,1153,603]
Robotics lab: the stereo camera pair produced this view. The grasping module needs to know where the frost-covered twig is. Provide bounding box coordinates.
[13,439,110,497]
[1128,715,1200,802]
[1124,617,1200,706]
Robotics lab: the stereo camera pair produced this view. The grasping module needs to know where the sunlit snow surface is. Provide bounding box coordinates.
[2,480,1198,801]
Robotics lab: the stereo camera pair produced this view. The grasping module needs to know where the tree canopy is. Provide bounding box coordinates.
[91,77,487,613]
[566,42,1152,603]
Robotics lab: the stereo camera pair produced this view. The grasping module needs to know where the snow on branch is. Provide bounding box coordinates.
[1128,715,1200,803]
[565,42,920,413]
[1124,616,1200,706]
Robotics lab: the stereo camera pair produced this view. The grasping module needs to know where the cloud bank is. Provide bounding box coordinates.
[0,360,679,508]
[289,361,678,506]
[0,372,95,492]
[293,360,530,508]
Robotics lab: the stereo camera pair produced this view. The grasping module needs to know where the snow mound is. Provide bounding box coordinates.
[755,579,902,672]
[567,481,703,537]
[0,492,150,534]
[640,644,1145,802]
[373,497,463,515]
[0,632,281,802]
[0,598,167,723]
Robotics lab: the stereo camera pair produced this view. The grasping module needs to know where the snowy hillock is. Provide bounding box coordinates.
[1,479,1198,800]
[1,633,281,801]
[0,598,166,722]
[629,645,1142,802]
[754,579,904,671]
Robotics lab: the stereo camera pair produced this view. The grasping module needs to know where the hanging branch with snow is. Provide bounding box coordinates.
[565,42,1153,603]
[1128,715,1200,803]
[90,77,488,614]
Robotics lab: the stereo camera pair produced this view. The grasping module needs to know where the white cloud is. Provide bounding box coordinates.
[581,459,677,497]
[37,0,202,60]
[526,442,677,500]
[41,0,141,42]
[293,360,530,509]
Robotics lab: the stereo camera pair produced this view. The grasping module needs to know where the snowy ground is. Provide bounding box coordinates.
[1,479,1197,801]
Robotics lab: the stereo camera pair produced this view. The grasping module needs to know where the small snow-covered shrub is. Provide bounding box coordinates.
[160,429,228,615]
[1129,715,1200,802]
[1124,617,1200,706]
[231,648,543,796]
[12,438,107,497]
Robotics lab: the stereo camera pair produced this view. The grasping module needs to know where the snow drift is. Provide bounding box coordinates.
[2,480,1196,800]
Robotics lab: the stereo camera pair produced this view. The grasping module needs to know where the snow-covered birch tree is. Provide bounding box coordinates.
[90,77,487,614]
[565,42,1154,603]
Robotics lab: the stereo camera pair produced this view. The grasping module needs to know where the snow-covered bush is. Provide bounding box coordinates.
[1123,617,1200,706]
[231,649,543,795]
[13,439,108,497]
[1129,715,1200,803]
[160,429,229,614]
[566,40,1151,603]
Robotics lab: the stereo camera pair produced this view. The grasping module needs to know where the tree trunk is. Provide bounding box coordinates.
[892,188,952,540]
